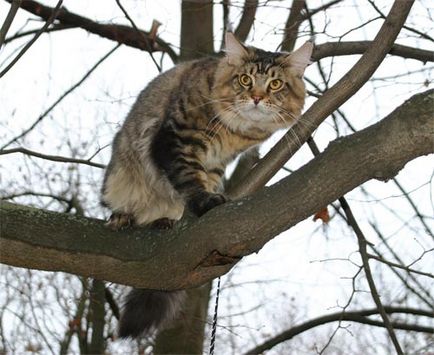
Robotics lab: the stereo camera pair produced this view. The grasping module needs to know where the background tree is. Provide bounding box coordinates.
[1,1,433,354]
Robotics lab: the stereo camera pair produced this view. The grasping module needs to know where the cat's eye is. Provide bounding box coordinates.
[239,74,252,87]
[269,79,283,90]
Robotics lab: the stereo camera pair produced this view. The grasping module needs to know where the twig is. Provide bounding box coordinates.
[339,197,404,354]
[1,44,120,149]
[0,147,106,169]
[368,234,434,310]
[307,136,404,354]
[367,253,434,279]
[244,306,433,355]
[0,0,63,78]
[367,0,434,42]
[393,178,434,239]
[114,0,162,72]
[4,0,178,62]
[3,24,74,45]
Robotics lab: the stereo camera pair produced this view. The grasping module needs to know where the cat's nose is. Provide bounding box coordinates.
[252,95,263,105]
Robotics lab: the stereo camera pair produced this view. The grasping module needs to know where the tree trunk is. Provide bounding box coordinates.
[87,279,106,354]
[154,283,212,354]
[180,0,214,61]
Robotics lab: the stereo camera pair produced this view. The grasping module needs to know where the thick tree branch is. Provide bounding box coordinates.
[244,307,434,354]
[228,0,415,199]
[3,0,178,62]
[1,89,432,290]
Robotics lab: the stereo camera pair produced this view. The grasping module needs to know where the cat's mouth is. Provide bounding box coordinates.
[240,103,272,121]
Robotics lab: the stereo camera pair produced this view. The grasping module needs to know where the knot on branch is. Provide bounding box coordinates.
[198,250,241,267]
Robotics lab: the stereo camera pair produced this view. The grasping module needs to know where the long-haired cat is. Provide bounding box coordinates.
[102,32,313,339]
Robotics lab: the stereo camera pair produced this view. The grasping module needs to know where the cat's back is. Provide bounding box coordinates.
[124,56,219,130]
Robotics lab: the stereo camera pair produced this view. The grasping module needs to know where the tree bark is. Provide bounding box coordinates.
[153,283,212,354]
[87,279,106,355]
[1,89,433,290]
[180,0,214,61]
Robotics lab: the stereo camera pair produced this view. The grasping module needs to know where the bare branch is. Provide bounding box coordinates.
[367,253,434,279]
[313,41,434,63]
[339,197,404,354]
[0,0,63,78]
[367,0,434,42]
[1,44,120,149]
[3,0,178,62]
[0,0,22,49]
[0,147,106,169]
[3,24,74,45]
[300,0,343,20]
[244,306,434,354]
[114,0,162,72]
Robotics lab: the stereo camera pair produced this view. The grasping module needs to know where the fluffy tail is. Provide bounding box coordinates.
[118,288,186,339]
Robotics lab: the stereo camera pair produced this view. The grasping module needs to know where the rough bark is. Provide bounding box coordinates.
[87,279,106,355]
[180,0,214,61]
[1,89,433,290]
[234,0,258,42]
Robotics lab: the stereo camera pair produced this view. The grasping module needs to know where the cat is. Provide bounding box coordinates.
[101,32,313,339]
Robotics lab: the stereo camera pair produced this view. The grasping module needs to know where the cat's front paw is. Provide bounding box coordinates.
[188,192,227,217]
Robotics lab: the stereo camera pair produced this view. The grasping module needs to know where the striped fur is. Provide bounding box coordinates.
[102,33,312,339]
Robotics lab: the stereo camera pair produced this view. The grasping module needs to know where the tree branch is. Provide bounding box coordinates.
[244,306,434,354]
[228,0,415,199]
[1,89,432,290]
[0,147,106,169]
[313,41,434,63]
[281,0,306,52]
[0,0,63,78]
[3,0,178,62]
[234,0,258,42]
[0,0,22,49]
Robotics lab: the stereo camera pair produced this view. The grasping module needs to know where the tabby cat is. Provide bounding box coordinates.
[101,32,313,339]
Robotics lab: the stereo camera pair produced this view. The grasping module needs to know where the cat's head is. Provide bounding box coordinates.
[213,32,313,134]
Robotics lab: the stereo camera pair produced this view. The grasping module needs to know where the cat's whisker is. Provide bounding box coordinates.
[205,106,233,134]
[211,108,239,142]
[269,106,301,148]
[180,95,233,113]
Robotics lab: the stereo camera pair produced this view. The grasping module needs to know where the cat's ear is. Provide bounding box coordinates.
[224,32,248,65]
[285,41,314,76]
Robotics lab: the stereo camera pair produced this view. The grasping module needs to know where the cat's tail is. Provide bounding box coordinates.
[118,288,186,339]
